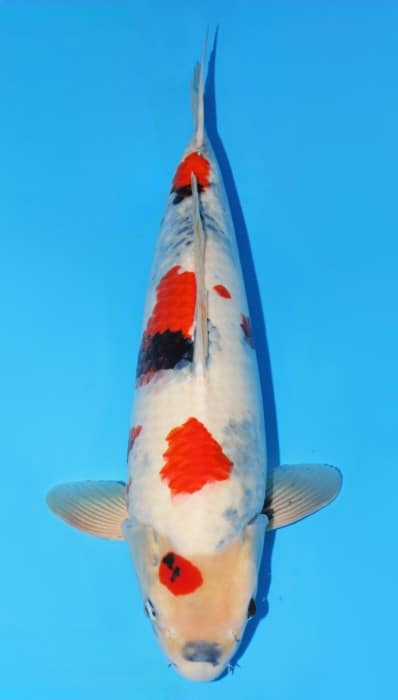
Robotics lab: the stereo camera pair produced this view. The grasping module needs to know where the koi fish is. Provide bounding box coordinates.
[47,39,342,682]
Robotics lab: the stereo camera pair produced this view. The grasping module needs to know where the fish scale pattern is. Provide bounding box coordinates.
[160,417,233,495]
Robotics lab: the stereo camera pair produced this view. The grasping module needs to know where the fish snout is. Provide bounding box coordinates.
[174,641,226,681]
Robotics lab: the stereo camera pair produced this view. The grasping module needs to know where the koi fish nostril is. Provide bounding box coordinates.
[182,641,221,667]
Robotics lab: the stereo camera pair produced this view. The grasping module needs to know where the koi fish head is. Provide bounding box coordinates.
[122,514,267,681]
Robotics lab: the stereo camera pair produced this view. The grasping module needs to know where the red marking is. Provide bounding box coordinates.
[160,417,233,495]
[127,425,142,460]
[159,551,203,595]
[145,266,197,339]
[213,284,232,299]
[241,314,255,348]
[172,152,210,191]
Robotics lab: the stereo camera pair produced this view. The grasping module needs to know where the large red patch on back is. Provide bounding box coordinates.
[160,417,233,495]
[159,551,203,595]
[145,266,196,339]
[172,152,210,191]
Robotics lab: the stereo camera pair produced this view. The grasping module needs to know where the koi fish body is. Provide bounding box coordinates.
[47,39,342,682]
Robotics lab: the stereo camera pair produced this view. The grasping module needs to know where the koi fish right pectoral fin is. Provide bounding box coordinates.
[263,464,342,531]
[46,480,127,540]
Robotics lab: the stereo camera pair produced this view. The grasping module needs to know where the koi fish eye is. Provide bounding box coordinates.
[247,598,257,619]
[144,598,157,622]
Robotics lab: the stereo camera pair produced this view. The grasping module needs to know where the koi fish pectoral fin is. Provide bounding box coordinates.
[263,464,342,531]
[46,480,127,540]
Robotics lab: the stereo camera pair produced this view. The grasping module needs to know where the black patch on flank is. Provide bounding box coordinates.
[172,183,205,205]
[262,495,274,525]
[182,641,221,667]
[136,330,193,379]
[247,598,257,619]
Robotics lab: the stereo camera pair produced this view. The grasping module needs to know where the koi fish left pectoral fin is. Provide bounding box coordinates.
[263,464,342,531]
[46,480,127,540]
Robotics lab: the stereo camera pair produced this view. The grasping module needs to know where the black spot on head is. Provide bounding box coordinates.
[182,641,221,667]
[162,553,175,570]
[136,330,193,380]
[170,566,181,582]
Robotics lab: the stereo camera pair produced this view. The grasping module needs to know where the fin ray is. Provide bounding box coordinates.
[46,480,127,540]
[263,464,342,530]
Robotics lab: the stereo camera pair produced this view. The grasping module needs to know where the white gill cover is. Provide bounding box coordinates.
[127,135,267,556]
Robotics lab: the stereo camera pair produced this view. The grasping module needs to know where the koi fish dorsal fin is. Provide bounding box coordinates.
[263,464,342,530]
[190,30,208,148]
[191,172,208,371]
[46,480,127,540]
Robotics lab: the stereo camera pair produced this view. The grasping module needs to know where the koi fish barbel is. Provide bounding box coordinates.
[47,37,342,682]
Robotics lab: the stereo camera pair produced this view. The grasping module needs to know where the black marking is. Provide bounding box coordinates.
[247,598,257,619]
[182,641,221,667]
[171,566,181,582]
[240,315,255,349]
[262,495,274,524]
[172,183,205,205]
[144,599,157,622]
[137,330,193,379]
[162,553,175,570]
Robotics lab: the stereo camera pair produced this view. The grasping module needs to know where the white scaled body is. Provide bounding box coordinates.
[127,135,267,557]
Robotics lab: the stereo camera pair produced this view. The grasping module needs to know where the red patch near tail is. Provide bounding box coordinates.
[145,266,197,339]
[127,425,142,460]
[160,417,233,495]
[159,551,203,595]
[213,284,232,299]
[172,152,210,191]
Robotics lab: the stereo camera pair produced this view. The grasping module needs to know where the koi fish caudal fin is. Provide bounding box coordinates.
[46,464,341,540]
[190,30,207,148]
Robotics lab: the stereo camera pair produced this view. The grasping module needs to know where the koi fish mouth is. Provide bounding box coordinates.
[173,643,226,682]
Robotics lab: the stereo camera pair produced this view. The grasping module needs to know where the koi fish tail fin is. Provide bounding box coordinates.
[191,30,208,149]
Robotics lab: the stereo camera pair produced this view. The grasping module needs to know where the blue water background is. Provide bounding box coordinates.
[1,2,397,698]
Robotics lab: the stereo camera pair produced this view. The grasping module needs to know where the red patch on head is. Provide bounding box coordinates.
[159,551,203,595]
[241,314,255,348]
[127,425,142,460]
[145,266,197,339]
[213,284,232,299]
[172,152,210,191]
[160,417,233,495]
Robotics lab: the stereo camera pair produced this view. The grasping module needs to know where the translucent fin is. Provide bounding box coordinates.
[46,480,127,540]
[190,30,208,148]
[191,173,208,372]
[263,464,342,531]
